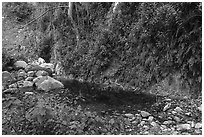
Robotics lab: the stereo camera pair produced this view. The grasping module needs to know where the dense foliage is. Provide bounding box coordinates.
[2,2,202,95]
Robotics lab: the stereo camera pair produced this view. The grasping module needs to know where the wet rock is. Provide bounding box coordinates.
[176,124,191,131]
[14,60,28,69]
[36,70,49,77]
[140,111,151,118]
[195,123,202,129]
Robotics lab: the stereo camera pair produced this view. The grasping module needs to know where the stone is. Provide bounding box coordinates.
[140,111,151,118]
[38,57,45,65]
[40,63,54,72]
[25,77,34,81]
[36,70,49,77]
[163,120,173,125]
[140,121,146,126]
[2,71,15,84]
[198,104,202,112]
[124,113,134,119]
[163,103,171,111]
[22,81,33,87]
[150,121,157,127]
[171,111,177,115]
[25,64,52,75]
[195,123,202,129]
[17,70,27,78]
[8,83,18,88]
[33,76,48,87]
[14,60,28,69]
[25,92,34,95]
[176,124,191,131]
[173,116,181,122]
[148,116,154,122]
[27,71,35,77]
[195,129,201,134]
[3,88,18,94]
[37,76,64,91]
[174,107,183,113]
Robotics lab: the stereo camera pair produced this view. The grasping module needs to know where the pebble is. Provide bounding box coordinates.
[195,129,201,134]
[171,111,177,115]
[150,121,157,127]
[140,111,151,118]
[140,121,146,126]
[163,103,171,111]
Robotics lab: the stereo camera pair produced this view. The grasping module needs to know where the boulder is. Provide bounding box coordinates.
[14,60,28,69]
[2,71,15,84]
[33,76,48,87]
[36,70,49,77]
[37,76,64,91]
[40,63,54,72]
[38,57,45,65]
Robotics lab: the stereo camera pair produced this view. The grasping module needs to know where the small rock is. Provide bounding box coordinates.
[177,124,191,131]
[185,112,192,116]
[22,81,33,87]
[171,111,177,115]
[27,71,35,77]
[148,116,154,122]
[195,123,202,129]
[173,116,181,122]
[132,120,139,124]
[33,76,48,86]
[198,104,202,112]
[25,77,34,81]
[140,111,151,118]
[3,88,18,94]
[8,83,18,88]
[38,57,45,65]
[36,70,49,77]
[174,107,183,113]
[124,113,134,118]
[25,92,34,95]
[195,129,201,134]
[40,63,54,72]
[160,125,167,130]
[17,70,27,78]
[191,121,195,128]
[140,121,146,126]
[14,60,28,69]
[163,120,173,125]
[2,71,14,84]
[150,121,157,127]
[164,98,172,101]
[143,125,149,130]
[163,103,171,111]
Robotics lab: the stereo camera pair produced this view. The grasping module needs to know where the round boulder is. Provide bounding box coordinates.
[14,60,28,69]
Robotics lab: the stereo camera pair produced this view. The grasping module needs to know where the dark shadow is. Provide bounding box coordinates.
[53,78,164,115]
